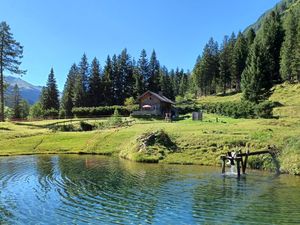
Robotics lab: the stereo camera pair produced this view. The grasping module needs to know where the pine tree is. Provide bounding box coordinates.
[119,49,133,100]
[241,39,272,103]
[179,73,189,97]
[137,49,149,92]
[78,53,89,105]
[219,35,231,94]
[88,57,102,106]
[192,56,203,96]
[102,55,113,105]
[228,32,236,90]
[12,84,21,119]
[194,38,219,95]
[132,61,143,98]
[246,28,256,47]
[297,10,300,82]
[41,68,59,110]
[280,10,298,82]
[61,63,78,117]
[260,10,284,83]
[111,54,121,105]
[0,22,25,122]
[148,50,160,92]
[232,32,248,91]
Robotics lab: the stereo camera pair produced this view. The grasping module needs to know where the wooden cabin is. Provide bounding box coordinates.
[132,91,175,117]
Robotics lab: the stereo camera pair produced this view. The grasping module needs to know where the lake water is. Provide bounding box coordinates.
[0,155,300,224]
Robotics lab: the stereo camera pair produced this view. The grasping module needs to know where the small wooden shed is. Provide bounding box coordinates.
[132,91,175,117]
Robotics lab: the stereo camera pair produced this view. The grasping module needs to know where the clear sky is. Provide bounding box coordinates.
[1,0,280,90]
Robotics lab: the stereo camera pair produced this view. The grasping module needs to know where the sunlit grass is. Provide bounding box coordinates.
[0,83,299,174]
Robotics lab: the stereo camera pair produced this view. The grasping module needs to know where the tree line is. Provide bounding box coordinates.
[38,49,191,118]
[192,4,300,103]
[1,1,299,120]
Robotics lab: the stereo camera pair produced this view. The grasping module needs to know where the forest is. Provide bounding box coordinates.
[2,0,300,120]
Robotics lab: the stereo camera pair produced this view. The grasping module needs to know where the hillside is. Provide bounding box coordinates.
[4,76,42,105]
[198,82,300,118]
[244,0,299,32]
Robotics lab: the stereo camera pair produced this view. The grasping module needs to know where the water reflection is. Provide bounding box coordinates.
[0,155,300,224]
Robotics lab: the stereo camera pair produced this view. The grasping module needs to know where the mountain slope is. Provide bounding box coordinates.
[4,76,42,105]
[244,0,299,33]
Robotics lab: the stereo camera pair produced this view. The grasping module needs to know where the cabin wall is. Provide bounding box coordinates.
[140,93,162,111]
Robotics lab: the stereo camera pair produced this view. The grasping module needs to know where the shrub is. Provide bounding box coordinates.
[59,109,66,119]
[43,108,59,119]
[80,121,94,131]
[108,108,123,126]
[59,124,76,132]
[255,101,275,118]
[29,102,44,119]
[72,105,139,118]
[195,100,274,119]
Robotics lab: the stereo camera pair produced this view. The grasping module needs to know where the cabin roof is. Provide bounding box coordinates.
[138,91,175,104]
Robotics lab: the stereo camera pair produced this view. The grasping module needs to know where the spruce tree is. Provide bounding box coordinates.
[148,50,160,92]
[280,10,298,82]
[111,54,121,105]
[61,63,78,117]
[88,57,102,106]
[0,22,25,122]
[260,11,284,83]
[241,39,272,103]
[219,35,231,94]
[73,70,85,107]
[179,73,189,97]
[158,66,169,96]
[12,84,21,119]
[246,28,256,47]
[137,49,149,92]
[119,49,133,100]
[297,10,300,82]
[102,55,113,105]
[228,32,236,90]
[78,53,89,105]
[232,32,248,91]
[41,68,60,110]
[132,64,143,98]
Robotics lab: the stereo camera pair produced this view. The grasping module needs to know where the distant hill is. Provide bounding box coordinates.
[4,76,42,105]
[244,0,299,33]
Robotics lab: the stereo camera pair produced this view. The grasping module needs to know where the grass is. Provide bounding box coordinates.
[0,82,299,174]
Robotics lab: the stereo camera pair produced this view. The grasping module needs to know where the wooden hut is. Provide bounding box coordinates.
[132,91,175,117]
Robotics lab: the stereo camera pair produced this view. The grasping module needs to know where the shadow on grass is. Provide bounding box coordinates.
[0,127,11,131]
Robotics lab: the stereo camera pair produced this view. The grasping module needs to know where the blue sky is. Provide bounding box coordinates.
[1,0,280,90]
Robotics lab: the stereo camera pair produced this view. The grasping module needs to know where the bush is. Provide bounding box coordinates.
[80,121,94,131]
[59,124,76,132]
[194,100,274,119]
[255,101,275,118]
[29,102,44,119]
[108,109,123,126]
[72,105,139,118]
[59,109,66,119]
[43,108,59,119]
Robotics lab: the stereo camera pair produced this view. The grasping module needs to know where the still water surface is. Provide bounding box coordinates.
[0,155,300,224]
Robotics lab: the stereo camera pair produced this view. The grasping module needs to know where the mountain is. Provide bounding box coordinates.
[4,76,42,105]
[244,0,299,33]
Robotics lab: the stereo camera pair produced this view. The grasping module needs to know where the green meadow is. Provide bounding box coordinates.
[1,83,300,174]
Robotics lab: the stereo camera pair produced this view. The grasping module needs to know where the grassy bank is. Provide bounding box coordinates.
[0,83,300,174]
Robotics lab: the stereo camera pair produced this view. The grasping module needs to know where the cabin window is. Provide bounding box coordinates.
[149,97,152,100]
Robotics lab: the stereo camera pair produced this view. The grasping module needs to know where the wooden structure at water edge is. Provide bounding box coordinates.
[220,147,279,178]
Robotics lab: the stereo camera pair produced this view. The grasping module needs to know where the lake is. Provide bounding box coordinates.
[0,155,300,224]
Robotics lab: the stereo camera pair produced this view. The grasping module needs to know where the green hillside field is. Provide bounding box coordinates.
[0,83,299,175]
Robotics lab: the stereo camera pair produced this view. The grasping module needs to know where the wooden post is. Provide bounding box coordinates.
[242,150,249,174]
[220,156,226,174]
[236,158,241,178]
